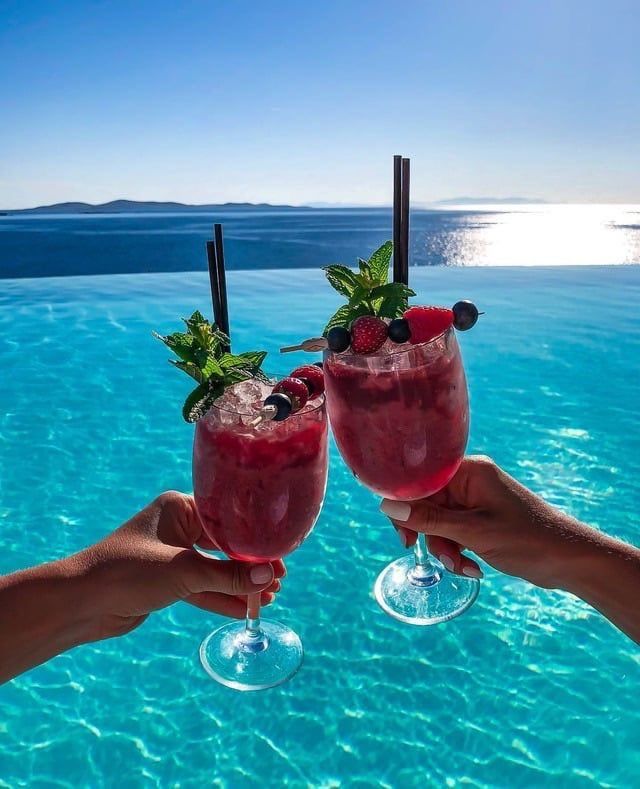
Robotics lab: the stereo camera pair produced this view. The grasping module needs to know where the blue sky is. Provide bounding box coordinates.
[1,0,638,207]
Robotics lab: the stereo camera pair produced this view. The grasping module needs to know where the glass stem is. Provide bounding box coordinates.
[246,592,262,634]
[413,532,429,567]
[409,533,441,587]
[242,592,269,653]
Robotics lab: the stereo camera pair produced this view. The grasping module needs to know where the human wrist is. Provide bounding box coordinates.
[526,510,606,593]
[553,523,636,602]
[0,555,97,683]
[28,554,97,650]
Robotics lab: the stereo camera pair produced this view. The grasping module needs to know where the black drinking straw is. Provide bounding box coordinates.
[206,239,222,327]
[213,224,230,338]
[400,157,410,286]
[393,155,402,284]
[392,155,410,286]
[206,223,231,351]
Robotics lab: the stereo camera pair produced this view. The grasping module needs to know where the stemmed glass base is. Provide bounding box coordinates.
[374,554,479,626]
[199,619,303,691]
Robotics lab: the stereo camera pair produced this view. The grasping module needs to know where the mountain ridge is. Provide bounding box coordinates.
[2,199,309,215]
[2,197,549,214]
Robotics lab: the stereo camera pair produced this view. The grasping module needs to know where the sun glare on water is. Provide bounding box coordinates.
[425,204,640,267]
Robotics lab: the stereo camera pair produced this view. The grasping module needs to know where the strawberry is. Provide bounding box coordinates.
[349,316,388,354]
[403,306,453,344]
[290,364,325,396]
[273,377,309,411]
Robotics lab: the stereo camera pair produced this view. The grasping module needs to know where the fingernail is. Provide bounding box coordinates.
[439,554,455,572]
[250,564,273,584]
[380,499,411,522]
[462,566,484,579]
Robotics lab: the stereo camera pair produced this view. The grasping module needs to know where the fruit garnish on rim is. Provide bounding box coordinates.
[154,310,269,422]
[251,364,326,426]
[279,241,482,356]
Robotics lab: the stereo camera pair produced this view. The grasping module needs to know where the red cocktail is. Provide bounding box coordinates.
[193,378,328,689]
[324,328,478,625]
[194,387,327,562]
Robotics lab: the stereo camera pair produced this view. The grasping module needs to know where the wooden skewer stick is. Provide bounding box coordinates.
[280,337,328,353]
[250,404,277,427]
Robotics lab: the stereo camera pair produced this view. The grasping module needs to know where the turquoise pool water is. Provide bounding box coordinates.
[1,266,639,787]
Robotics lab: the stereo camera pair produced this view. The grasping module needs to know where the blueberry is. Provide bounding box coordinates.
[452,300,479,331]
[264,392,292,421]
[326,326,351,352]
[313,361,324,369]
[387,318,411,343]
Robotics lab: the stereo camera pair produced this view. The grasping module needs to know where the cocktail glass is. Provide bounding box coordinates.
[193,379,328,690]
[323,328,478,625]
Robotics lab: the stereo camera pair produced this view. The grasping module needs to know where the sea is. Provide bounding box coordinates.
[1,206,639,787]
[1,203,639,278]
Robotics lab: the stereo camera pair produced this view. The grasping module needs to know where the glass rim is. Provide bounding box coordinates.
[210,390,326,418]
[324,325,454,364]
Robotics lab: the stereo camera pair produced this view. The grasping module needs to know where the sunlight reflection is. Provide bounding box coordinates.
[415,204,640,266]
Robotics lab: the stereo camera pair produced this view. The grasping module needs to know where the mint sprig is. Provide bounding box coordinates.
[322,241,415,335]
[154,311,268,422]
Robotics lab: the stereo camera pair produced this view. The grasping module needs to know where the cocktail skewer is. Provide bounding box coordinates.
[250,404,278,427]
[280,337,328,353]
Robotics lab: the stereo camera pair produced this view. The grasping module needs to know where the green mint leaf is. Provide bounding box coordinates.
[357,257,373,281]
[375,283,416,319]
[348,284,369,307]
[193,346,211,369]
[237,350,268,369]
[184,311,217,350]
[319,240,414,339]
[169,359,205,383]
[219,353,247,370]
[153,331,198,364]
[182,381,222,423]
[367,241,393,285]
[219,351,268,380]
[158,313,268,421]
[323,302,371,335]
[201,355,224,380]
[221,367,255,386]
[219,350,269,385]
[369,282,416,302]
[378,300,404,319]
[185,309,207,327]
[323,304,353,336]
[323,265,360,298]
[366,282,416,319]
[254,369,271,384]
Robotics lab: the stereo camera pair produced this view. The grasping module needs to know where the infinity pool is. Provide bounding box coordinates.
[1,266,639,787]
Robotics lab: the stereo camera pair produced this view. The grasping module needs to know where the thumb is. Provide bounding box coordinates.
[173,551,275,597]
[380,498,479,543]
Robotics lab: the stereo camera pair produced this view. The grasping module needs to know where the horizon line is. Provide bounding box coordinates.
[4,197,640,213]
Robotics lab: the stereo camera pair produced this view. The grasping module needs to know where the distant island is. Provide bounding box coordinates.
[1,197,549,214]
[1,199,308,215]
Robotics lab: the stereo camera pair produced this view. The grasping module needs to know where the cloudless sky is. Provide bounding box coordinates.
[1,0,639,208]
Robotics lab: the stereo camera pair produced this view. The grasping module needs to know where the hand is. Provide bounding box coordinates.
[381,456,596,589]
[73,491,285,641]
[0,492,286,683]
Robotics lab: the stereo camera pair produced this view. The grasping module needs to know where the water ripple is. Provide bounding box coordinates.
[1,267,639,787]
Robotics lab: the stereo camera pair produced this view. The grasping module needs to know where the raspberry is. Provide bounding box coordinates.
[273,377,309,412]
[403,306,453,344]
[290,364,325,396]
[349,316,388,354]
